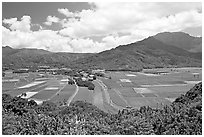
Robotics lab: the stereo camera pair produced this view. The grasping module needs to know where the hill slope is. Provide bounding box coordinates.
[70,37,201,70]
[2,46,94,68]
[154,32,202,53]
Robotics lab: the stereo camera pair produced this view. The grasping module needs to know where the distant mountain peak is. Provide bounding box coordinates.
[154,31,202,53]
[3,46,13,49]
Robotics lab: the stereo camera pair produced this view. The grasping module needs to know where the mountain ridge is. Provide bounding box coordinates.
[2,31,202,70]
[154,32,202,53]
[68,36,201,70]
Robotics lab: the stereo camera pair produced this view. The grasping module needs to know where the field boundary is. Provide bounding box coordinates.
[48,83,67,100]
[113,89,130,106]
[67,82,79,106]
[96,79,122,111]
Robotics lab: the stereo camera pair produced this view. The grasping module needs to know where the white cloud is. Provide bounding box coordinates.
[44,16,59,26]
[69,38,106,53]
[2,26,71,52]
[2,2,202,53]
[3,15,31,32]
[3,17,17,24]
[59,2,202,39]
[58,8,75,17]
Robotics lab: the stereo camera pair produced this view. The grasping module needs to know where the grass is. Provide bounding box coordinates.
[31,89,58,100]
[156,92,185,98]
[107,89,127,108]
[8,88,29,97]
[2,82,16,92]
[120,82,135,87]
[148,84,194,93]
[49,92,74,104]
[29,84,48,92]
[142,93,158,97]
[99,78,121,89]
[72,87,93,104]
[124,97,171,109]
[49,84,77,105]
[116,87,142,97]
[103,101,118,114]
[60,84,76,93]
[92,81,108,113]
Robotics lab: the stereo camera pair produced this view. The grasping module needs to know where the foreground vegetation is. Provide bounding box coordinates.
[2,82,202,135]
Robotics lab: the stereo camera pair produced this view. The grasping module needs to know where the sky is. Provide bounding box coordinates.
[2,2,202,53]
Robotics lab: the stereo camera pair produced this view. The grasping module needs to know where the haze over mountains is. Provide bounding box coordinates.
[2,32,202,70]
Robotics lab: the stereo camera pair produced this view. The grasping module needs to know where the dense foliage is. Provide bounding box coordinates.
[75,78,95,90]
[2,83,202,135]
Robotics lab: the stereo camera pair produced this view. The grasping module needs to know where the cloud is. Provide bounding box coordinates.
[3,17,17,24]
[2,25,71,52]
[58,8,75,17]
[59,2,202,39]
[44,16,59,26]
[3,15,31,32]
[2,2,202,53]
[2,24,108,53]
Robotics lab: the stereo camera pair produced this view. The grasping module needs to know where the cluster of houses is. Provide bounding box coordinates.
[3,64,107,83]
[79,71,96,81]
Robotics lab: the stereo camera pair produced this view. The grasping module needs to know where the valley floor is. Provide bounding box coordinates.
[2,67,202,113]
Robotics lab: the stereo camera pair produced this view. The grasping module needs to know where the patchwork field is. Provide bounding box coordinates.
[49,84,76,104]
[2,72,77,105]
[2,67,202,113]
[99,67,202,110]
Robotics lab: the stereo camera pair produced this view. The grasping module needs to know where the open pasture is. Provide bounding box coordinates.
[49,92,73,104]
[156,92,185,98]
[72,87,93,104]
[99,78,121,89]
[49,84,76,104]
[7,88,31,97]
[107,89,127,107]
[124,97,171,109]
[120,82,135,87]
[117,87,143,97]
[31,89,59,100]
[2,81,17,92]
[147,84,195,93]
[141,93,158,97]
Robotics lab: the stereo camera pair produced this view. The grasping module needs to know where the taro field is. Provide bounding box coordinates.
[97,67,202,111]
[2,72,79,106]
[2,67,202,114]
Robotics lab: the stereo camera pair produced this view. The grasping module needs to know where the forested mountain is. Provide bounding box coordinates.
[2,82,202,135]
[69,36,201,70]
[2,46,93,68]
[2,32,202,70]
[154,32,202,53]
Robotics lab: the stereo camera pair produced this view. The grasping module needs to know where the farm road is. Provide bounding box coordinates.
[67,81,79,106]
[96,79,122,111]
[92,81,107,112]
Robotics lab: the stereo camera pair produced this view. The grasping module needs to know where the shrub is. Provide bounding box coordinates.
[88,83,95,90]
